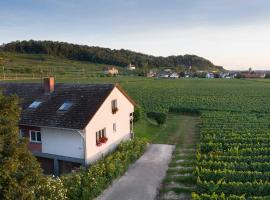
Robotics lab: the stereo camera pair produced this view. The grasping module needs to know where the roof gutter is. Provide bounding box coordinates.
[19,124,80,131]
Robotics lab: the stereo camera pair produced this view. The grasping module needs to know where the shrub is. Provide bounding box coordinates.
[147,112,167,125]
[61,138,148,200]
[133,106,143,122]
[35,176,67,200]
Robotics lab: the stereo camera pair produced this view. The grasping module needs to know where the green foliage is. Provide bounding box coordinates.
[0,93,42,199]
[0,52,111,79]
[1,40,221,71]
[169,106,200,115]
[35,176,67,200]
[147,112,167,125]
[133,106,143,122]
[195,111,270,198]
[0,92,67,200]
[265,74,270,79]
[122,79,270,114]
[61,138,148,200]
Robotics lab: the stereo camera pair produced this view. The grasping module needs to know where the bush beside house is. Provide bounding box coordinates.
[61,138,148,200]
[0,93,67,200]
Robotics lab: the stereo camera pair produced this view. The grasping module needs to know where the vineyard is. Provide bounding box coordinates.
[122,78,270,114]
[123,78,270,199]
[3,76,270,199]
[190,111,270,199]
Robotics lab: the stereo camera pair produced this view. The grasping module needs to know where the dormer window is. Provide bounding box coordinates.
[28,101,42,109]
[58,102,73,111]
[111,99,118,114]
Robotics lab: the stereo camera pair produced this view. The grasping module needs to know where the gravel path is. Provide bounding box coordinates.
[96,144,175,200]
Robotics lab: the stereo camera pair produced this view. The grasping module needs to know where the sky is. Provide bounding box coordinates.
[1,0,270,70]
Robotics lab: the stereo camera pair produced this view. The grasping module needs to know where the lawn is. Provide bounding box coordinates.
[157,115,200,200]
[134,114,197,144]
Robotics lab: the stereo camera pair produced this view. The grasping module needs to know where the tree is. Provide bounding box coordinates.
[0,93,43,199]
[0,40,223,71]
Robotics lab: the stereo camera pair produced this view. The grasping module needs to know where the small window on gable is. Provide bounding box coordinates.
[112,99,117,109]
[58,102,73,111]
[28,101,42,109]
[111,99,118,114]
[113,123,116,132]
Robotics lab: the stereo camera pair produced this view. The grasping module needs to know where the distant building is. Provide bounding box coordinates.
[164,69,172,73]
[126,64,136,70]
[159,72,170,78]
[206,72,214,78]
[170,72,179,79]
[146,70,156,78]
[242,72,265,78]
[103,67,119,76]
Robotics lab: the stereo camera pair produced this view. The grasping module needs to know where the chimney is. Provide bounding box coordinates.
[43,77,54,93]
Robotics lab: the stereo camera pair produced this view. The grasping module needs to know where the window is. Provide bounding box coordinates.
[111,99,118,114]
[96,128,107,146]
[58,102,73,111]
[30,130,41,143]
[28,101,42,109]
[19,129,27,137]
[113,123,116,132]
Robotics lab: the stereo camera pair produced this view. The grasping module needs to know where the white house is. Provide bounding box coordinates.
[169,72,179,79]
[126,63,136,70]
[0,78,136,175]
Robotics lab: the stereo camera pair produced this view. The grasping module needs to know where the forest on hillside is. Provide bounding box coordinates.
[0,40,223,71]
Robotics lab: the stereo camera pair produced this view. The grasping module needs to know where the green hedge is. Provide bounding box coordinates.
[134,106,143,122]
[146,112,167,125]
[61,138,148,200]
[192,192,270,200]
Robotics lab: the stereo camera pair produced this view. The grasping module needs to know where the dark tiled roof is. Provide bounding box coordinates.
[0,83,115,129]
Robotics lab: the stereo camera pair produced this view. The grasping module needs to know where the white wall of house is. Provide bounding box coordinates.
[85,87,134,164]
[41,127,84,159]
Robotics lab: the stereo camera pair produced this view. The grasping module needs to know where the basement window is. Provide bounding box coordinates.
[58,102,73,111]
[28,101,42,109]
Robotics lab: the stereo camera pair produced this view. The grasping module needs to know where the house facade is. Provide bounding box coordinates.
[1,78,135,175]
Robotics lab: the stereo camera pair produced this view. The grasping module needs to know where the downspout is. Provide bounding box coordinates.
[77,130,87,167]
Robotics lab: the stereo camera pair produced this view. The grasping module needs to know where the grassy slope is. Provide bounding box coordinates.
[0,52,118,78]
